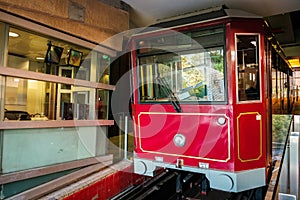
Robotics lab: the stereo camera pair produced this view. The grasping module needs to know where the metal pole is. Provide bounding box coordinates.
[119,115,123,160]
[289,132,299,199]
[124,115,128,160]
[293,115,300,132]
[280,145,289,194]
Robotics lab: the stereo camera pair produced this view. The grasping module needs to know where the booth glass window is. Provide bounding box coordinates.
[8,27,110,81]
[5,26,111,121]
[236,34,260,102]
[0,19,114,197]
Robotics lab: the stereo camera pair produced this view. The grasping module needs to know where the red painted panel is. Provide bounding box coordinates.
[133,104,234,170]
[98,179,105,199]
[138,112,229,161]
[111,173,120,195]
[62,166,144,200]
[237,113,262,162]
[63,194,73,200]
[88,183,97,199]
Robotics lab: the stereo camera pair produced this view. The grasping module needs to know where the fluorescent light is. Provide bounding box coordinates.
[250,41,256,47]
[9,31,19,37]
[36,57,45,61]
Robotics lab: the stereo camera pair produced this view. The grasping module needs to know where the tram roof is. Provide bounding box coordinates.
[150,6,262,28]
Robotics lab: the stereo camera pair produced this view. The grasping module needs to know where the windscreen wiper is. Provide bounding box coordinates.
[156,77,182,113]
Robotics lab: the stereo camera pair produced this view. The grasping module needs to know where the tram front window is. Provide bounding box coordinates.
[138,47,225,103]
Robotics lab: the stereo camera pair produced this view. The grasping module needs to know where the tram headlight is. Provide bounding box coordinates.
[217,116,226,125]
[173,133,186,147]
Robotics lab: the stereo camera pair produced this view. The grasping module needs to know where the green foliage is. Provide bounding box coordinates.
[210,52,223,73]
[272,115,292,144]
[193,85,206,98]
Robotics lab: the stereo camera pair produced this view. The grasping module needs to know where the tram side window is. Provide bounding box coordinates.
[236,35,260,102]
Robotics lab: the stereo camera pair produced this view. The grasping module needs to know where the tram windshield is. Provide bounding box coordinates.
[136,27,225,104]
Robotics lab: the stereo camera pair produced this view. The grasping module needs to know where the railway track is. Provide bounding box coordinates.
[111,170,177,200]
[109,170,218,200]
[111,170,265,200]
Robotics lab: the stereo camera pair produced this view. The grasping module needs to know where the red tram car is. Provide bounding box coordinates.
[129,7,293,194]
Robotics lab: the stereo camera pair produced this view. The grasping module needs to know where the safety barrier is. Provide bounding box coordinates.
[266,115,299,199]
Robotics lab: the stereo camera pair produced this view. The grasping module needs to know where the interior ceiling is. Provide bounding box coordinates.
[122,0,300,67]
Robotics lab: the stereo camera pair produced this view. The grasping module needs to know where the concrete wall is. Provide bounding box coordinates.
[0,0,129,44]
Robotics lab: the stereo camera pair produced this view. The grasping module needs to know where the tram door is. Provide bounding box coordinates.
[235,33,265,166]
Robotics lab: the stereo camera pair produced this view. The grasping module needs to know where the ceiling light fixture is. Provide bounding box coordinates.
[288,58,300,68]
[36,57,45,61]
[250,40,256,47]
[9,31,19,38]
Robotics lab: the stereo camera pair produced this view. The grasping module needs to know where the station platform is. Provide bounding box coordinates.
[6,158,145,200]
[40,160,138,200]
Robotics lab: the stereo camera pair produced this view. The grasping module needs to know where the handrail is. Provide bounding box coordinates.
[265,114,294,200]
[0,66,115,90]
[0,120,114,130]
[272,114,294,199]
